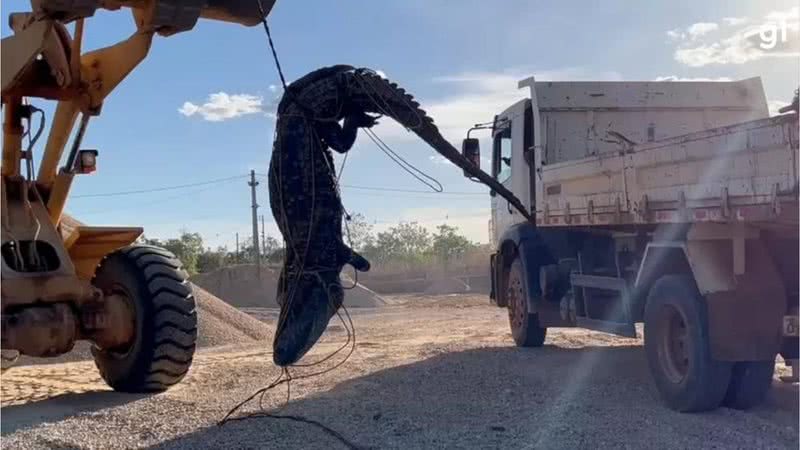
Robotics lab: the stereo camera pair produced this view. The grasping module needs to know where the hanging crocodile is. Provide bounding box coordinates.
[268,65,530,366]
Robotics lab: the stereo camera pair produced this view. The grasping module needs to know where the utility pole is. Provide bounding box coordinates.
[248,170,261,272]
[260,215,266,260]
[235,232,239,263]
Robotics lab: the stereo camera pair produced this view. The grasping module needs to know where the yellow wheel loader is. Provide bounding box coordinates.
[1,0,275,392]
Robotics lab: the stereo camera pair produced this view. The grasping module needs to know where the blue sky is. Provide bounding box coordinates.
[3,0,798,248]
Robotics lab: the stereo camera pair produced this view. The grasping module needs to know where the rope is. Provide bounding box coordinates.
[228,13,441,447]
[363,128,443,193]
[221,15,360,445]
[255,0,288,91]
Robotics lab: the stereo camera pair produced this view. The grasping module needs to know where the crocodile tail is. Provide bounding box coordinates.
[347,69,531,220]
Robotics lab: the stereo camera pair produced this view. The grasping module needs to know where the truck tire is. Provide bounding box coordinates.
[644,275,732,412]
[723,360,775,409]
[506,258,546,347]
[91,245,197,392]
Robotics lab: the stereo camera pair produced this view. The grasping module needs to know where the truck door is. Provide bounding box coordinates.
[491,103,530,242]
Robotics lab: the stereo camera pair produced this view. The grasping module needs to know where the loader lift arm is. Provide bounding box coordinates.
[0,0,275,388]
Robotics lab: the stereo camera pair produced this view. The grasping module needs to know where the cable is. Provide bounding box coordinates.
[71,175,248,198]
[223,412,363,450]
[256,0,288,91]
[20,103,46,269]
[234,13,452,442]
[254,173,483,196]
[341,185,481,196]
[74,178,242,216]
[363,128,443,192]
[225,115,358,440]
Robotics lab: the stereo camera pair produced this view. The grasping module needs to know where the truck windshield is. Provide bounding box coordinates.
[493,123,512,183]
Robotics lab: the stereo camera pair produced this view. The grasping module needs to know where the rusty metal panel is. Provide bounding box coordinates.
[704,239,786,361]
[539,153,628,222]
[522,77,769,166]
[534,111,798,228]
[521,77,768,111]
[685,240,736,294]
[627,114,797,206]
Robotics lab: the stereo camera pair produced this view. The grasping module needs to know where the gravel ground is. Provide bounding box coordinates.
[1,294,797,449]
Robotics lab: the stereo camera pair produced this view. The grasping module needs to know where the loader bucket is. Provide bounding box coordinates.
[202,0,276,26]
[30,0,276,28]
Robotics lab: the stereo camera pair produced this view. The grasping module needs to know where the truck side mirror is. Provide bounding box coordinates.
[461,138,480,177]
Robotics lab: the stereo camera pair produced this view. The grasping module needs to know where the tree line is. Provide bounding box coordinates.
[141,213,479,275]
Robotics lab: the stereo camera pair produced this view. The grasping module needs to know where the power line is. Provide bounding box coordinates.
[73,172,485,199]
[341,185,482,196]
[253,172,483,196]
[73,180,242,216]
[72,174,248,198]
[370,211,489,224]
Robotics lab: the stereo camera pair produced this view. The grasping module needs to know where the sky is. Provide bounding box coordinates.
[2,0,798,249]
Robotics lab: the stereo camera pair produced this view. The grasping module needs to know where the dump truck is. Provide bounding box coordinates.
[1,0,276,391]
[461,77,799,412]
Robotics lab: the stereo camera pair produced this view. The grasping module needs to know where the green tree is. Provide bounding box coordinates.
[144,230,203,275]
[344,212,374,252]
[431,224,474,262]
[363,221,431,265]
[263,235,284,263]
[238,236,259,264]
[197,246,227,273]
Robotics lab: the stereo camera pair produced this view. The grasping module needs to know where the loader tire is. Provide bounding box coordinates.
[644,275,732,412]
[723,360,775,410]
[506,258,546,347]
[91,245,197,393]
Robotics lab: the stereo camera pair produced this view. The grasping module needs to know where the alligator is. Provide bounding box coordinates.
[268,65,528,366]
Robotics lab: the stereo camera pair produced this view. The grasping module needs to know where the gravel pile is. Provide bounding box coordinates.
[191,264,385,308]
[424,277,470,295]
[15,284,270,367]
[193,283,272,347]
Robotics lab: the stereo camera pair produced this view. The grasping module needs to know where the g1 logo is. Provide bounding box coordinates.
[745,18,789,50]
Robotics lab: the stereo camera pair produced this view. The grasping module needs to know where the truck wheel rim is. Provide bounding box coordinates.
[658,304,690,384]
[507,269,525,331]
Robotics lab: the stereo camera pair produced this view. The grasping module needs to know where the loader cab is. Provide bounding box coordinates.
[488,99,533,248]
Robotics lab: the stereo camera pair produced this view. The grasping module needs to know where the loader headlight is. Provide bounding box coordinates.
[76,149,98,174]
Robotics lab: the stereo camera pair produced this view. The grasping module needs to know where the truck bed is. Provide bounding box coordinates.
[536,113,799,229]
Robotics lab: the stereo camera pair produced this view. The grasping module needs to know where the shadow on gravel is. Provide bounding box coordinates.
[149,345,799,450]
[1,391,145,435]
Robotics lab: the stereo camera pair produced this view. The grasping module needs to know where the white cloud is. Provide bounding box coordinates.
[667,22,719,41]
[654,75,733,82]
[387,68,620,142]
[366,71,525,143]
[768,100,791,116]
[179,92,264,122]
[687,22,719,39]
[362,67,622,177]
[670,7,800,67]
[723,17,749,26]
[766,7,800,22]
[666,28,685,41]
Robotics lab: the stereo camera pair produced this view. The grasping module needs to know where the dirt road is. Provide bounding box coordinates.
[2,295,797,449]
